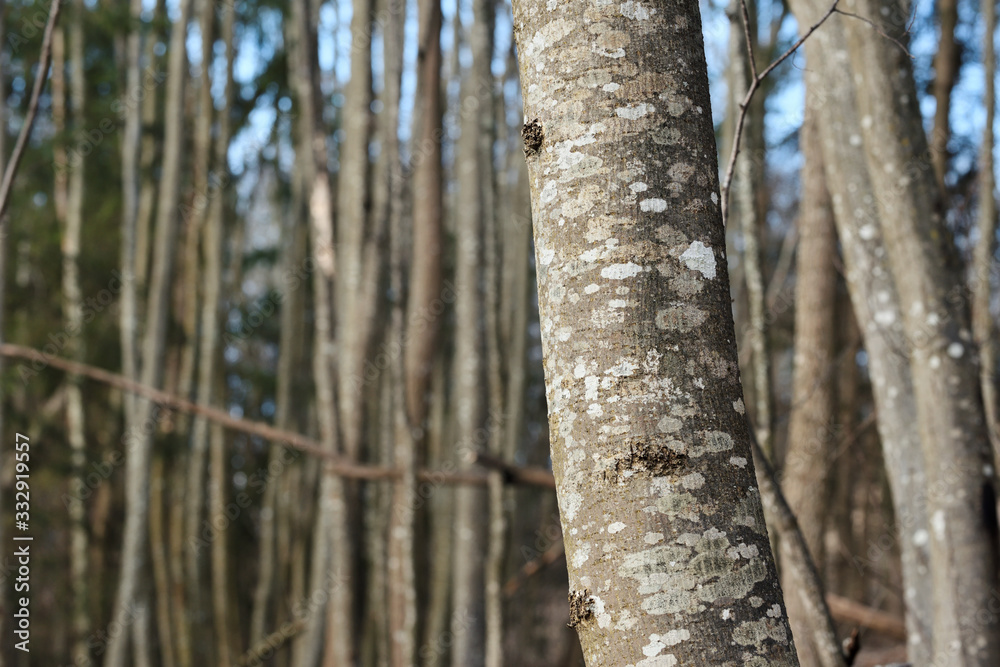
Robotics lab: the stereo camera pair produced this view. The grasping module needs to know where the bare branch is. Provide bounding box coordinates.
[833,8,915,59]
[0,0,62,220]
[721,0,840,225]
[0,343,558,488]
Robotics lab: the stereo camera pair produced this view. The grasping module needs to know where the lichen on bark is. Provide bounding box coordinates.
[511,0,799,664]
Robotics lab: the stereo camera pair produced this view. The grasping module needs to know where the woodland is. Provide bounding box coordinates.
[0,0,996,665]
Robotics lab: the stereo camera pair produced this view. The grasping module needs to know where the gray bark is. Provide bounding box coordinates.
[842,0,1000,663]
[783,2,934,658]
[510,1,799,663]
[780,109,838,667]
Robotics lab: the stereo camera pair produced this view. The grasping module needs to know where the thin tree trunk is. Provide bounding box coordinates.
[781,108,838,667]
[728,0,773,459]
[974,0,998,457]
[104,0,193,664]
[134,0,166,295]
[843,0,1000,663]
[930,0,960,192]
[149,456,177,667]
[510,1,799,662]
[54,8,93,662]
[251,163,309,646]
[785,3,934,659]
[286,0,345,663]
[449,3,492,661]
[405,0,444,433]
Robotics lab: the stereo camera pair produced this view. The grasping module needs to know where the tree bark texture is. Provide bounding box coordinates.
[780,109,838,667]
[842,0,1000,663]
[783,1,934,658]
[511,1,799,664]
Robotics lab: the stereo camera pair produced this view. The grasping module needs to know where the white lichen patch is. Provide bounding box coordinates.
[680,472,705,489]
[732,617,788,646]
[592,595,612,628]
[601,262,643,279]
[584,283,600,294]
[657,415,682,433]
[630,181,649,192]
[645,532,664,544]
[607,359,637,376]
[572,541,591,567]
[541,180,558,203]
[661,629,690,646]
[729,456,747,468]
[686,430,734,457]
[679,241,717,279]
[635,655,677,667]
[733,398,745,414]
[562,491,583,520]
[608,521,626,534]
[643,635,666,656]
[616,103,655,119]
[640,198,668,212]
[620,0,654,20]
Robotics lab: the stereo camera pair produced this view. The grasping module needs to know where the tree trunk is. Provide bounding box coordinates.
[104,0,193,664]
[405,0,444,433]
[930,0,959,193]
[780,108,838,667]
[784,2,934,658]
[842,0,1000,663]
[974,0,998,458]
[510,1,799,663]
[727,0,773,459]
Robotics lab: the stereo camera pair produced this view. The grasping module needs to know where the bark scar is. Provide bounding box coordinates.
[522,118,543,157]
[602,440,688,482]
[567,589,593,628]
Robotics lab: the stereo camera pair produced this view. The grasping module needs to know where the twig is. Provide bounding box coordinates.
[0,343,558,488]
[502,541,565,598]
[833,9,915,59]
[720,0,840,226]
[0,0,62,220]
[474,451,557,489]
[825,593,907,640]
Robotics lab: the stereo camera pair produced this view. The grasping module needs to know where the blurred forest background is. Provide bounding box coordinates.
[0,0,996,665]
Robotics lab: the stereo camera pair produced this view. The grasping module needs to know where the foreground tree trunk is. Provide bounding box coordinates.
[511,1,798,663]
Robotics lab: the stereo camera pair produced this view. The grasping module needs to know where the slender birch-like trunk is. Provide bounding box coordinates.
[104,0,193,664]
[510,1,798,662]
